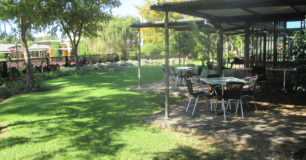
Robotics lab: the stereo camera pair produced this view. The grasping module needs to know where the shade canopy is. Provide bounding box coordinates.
[131,18,215,32]
[151,0,306,33]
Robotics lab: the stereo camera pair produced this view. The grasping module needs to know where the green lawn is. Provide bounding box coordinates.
[0,66,234,160]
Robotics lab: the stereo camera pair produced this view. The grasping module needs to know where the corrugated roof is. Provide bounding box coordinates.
[130,18,214,31]
[28,44,50,51]
[151,0,306,32]
[0,44,15,54]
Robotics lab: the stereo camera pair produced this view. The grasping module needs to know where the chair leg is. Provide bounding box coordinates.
[240,98,244,119]
[235,100,239,114]
[210,99,213,111]
[186,97,192,112]
[227,99,232,110]
[192,96,199,116]
[162,75,166,85]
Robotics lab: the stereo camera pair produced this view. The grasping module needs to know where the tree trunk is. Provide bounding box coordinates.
[20,18,33,91]
[72,46,79,70]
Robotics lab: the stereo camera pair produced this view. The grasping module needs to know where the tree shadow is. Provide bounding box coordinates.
[0,137,31,150]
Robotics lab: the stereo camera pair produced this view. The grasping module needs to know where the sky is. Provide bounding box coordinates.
[33,0,146,38]
[112,0,146,18]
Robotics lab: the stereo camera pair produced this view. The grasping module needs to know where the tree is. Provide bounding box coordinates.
[0,35,14,44]
[0,0,48,91]
[289,27,306,94]
[47,0,120,70]
[191,24,217,67]
[50,42,61,57]
[100,16,139,58]
[136,0,185,58]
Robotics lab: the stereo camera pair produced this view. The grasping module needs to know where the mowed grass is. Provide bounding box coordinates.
[0,66,231,160]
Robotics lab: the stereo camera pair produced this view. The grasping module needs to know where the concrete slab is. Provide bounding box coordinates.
[127,82,306,151]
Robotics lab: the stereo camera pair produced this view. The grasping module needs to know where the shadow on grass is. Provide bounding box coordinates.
[0,137,31,150]
[0,66,181,159]
[0,93,168,158]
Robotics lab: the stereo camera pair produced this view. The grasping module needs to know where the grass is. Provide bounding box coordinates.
[0,65,266,160]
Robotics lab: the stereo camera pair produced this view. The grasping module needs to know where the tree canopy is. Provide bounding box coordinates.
[46,0,120,70]
[136,0,185,59]
[0,0,50,91]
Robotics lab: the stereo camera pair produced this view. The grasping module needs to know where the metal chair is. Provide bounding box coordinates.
[185,80,211,116]
[224,82,245,119]
[207,74,221,112]
[162,65,177,86]
[169,66,180,87]
[242,76,258,110]
[206,74,221,93]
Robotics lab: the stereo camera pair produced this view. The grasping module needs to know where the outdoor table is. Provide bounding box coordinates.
[200,77,246,120]
[176,66,193,71]
[266,68,296,93]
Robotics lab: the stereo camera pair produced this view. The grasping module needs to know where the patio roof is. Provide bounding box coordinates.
[151,0,306,32]
[130,18,215,32]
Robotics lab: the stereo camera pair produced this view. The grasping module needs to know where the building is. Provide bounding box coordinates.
[28,40,71,58]
[0,44,23,59]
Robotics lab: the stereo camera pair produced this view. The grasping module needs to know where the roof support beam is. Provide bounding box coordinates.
[164,11,169,119]
[290,5,301,13]
[263,33,267,66]
[218,12,306,23]
[244,22,250,67]
[242,8,259,15]
[217,27,223,74]
[273,21,278,67]
[137,28,141,89]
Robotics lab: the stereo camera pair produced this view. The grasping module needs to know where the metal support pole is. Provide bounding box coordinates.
[263,33,267,67]
[164,11,169,119]
[178,30,181,66]
[273,21,278,67]
[138,28,141,88]
[244,22,250,67]
[217,27,223,75]
[283,21,287,65]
